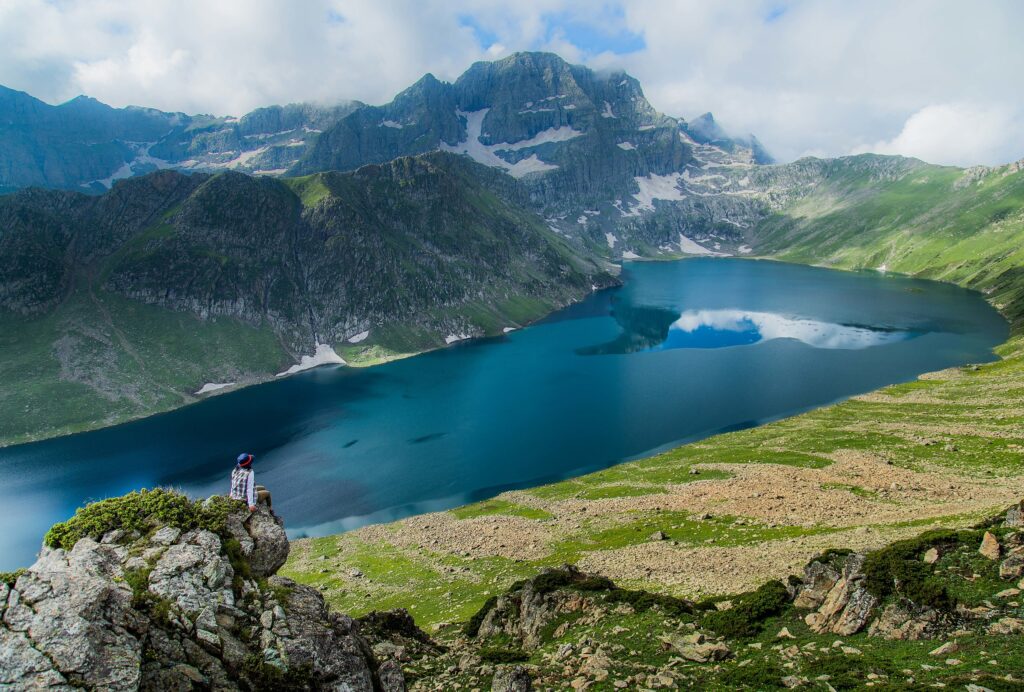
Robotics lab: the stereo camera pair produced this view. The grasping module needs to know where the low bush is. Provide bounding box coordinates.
[44,489,244,550]
[702,580,790,639]
[861,529,976,610]
[478,645,529,664]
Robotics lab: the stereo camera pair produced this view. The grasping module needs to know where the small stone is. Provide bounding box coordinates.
[650,531,668,541]
[994,588,1020,599]
[923,548,940,564]
[350,568,364,578]
[151,526,182,545]
[776,627,796,639]
[929,642,958,657]
[980,532,1001,560]
[841,646,862,656]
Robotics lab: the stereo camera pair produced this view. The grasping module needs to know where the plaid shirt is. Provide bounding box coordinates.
[230,466,255,506]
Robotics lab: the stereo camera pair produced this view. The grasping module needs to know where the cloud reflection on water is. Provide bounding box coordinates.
[659,309,914,351]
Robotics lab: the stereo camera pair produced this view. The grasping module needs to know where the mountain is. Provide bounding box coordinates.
[0,154,613,445]
[0,85,359,192]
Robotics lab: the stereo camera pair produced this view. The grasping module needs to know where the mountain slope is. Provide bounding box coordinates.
[0,85,359,192]
[750,156,1024,328]
[0,154,613,445]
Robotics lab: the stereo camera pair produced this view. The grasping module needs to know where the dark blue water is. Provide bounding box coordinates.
[0,259,1008,569]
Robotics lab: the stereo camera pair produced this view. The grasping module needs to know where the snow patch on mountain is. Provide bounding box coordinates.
[276,343,346,377]
[440,108,579,178]
[629,173,686,213]
[678,234,720,256]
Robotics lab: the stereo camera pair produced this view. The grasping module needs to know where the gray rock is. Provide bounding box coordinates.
[867,601,952,640]
[999,549,1024,580]
[151,526,182,545]
[491,664,533,692]
[1005,501,1024,528]
[378,658,407,691]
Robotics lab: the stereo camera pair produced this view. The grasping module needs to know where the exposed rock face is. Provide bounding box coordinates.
[475,565,602,649]
[0,502,386,691]
[867,601,953,641]
[799,554,878,636]
[979,531,1001,560]
[491,664,532,692]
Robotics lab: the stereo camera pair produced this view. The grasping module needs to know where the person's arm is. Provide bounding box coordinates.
[247,471,256,510]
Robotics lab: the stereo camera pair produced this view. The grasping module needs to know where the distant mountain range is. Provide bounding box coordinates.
[1,51,1022,445]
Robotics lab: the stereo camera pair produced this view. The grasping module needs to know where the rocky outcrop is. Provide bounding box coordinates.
[799,553,878,636]
[0,498,389,691]
[474,565,606,649]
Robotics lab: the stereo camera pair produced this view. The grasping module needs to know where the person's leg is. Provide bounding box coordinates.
[256,488,272,509]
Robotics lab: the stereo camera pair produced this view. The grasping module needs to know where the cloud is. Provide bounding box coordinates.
[0,0,1022,166]
[854,103,1024,167]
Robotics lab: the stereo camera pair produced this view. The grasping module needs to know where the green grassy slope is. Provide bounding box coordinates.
[0,288,287,446]
[756,155,1024,328]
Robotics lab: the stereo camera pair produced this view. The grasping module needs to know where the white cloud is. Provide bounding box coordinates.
[853,103,1024,167]
[0,0,1021,166]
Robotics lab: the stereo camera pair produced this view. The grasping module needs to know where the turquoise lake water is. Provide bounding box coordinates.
[0,259,1009,569]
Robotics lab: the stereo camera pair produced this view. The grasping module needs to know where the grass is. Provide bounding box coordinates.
[0,288,287,447]
[449,499,553,521]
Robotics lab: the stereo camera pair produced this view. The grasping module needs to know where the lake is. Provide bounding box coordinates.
[0,259,1009,569]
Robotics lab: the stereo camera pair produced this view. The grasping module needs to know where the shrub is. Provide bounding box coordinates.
[44,489,245,550]
[861,529,975,610]
[478,645,529,663]
[603,588,693,618]
[702,580,790,639]
[0,568,25,587]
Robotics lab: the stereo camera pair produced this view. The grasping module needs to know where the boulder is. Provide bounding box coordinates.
[223,503,290,577]
[979,531,1001,560]
[492,664,533,692]
[672,639,732,663]
[1004,501,1024,528]
[999,548,1024,580]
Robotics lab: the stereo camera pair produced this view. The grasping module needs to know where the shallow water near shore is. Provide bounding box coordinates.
[0,259,1009,569]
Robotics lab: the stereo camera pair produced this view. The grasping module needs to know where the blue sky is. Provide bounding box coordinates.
[1,0,1022,166]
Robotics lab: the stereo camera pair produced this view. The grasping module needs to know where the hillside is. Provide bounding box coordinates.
[5,488,1023,690]
[0,154,613,446]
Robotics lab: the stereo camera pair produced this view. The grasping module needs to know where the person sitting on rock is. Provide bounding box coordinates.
[229,452,273,514]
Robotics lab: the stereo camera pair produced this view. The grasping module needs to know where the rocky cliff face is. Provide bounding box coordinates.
[0,491,391,691]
